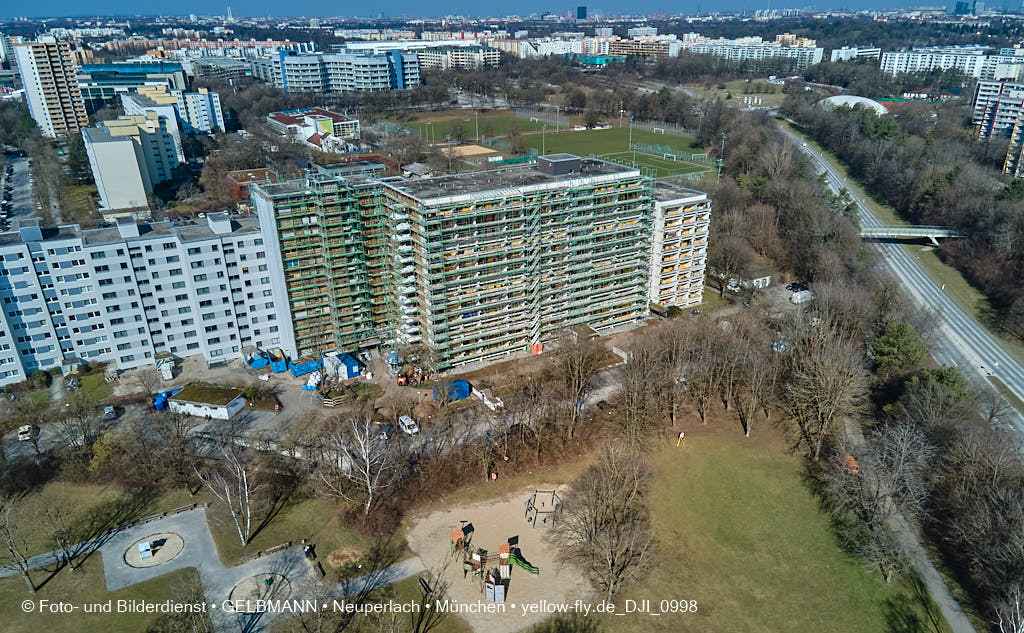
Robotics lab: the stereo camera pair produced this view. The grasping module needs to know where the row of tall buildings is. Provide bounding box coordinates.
[881,45,1024,81]
[0,155,710,386]
[489,30,824,68]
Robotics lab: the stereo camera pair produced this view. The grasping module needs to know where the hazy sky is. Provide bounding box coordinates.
[1,1,921,20]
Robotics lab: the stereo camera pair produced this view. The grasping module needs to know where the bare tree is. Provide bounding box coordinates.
[195,446,260,546]
[0,493,35,592]
[316,418,400,516]
[996,584,1024,633]
[157,412,202,494]
[782,337,868,460]
[735,343,778,438]
[613,341,660,449]
[552,332,605,439]
[654,320,693,426]
[37,490,78,572]
[54,392,105,449]
[553,444,654,601]
[131,366,163,395]
[684,327,720,424]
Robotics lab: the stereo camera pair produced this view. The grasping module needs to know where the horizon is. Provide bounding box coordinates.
[0,2,965,21]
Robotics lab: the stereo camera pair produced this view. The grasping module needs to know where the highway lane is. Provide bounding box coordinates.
[778,124,1024,434]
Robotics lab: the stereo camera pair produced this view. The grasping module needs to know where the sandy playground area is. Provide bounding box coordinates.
[406,484,593,633]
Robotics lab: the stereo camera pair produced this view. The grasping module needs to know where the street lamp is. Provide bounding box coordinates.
[628,115,633,150]
[717,132,727,183]
[542,124,547,156]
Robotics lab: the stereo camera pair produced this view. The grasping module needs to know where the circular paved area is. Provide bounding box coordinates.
[124,533,184,568]
[229,573,291,611]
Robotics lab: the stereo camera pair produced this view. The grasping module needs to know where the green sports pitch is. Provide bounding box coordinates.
[595,150,711,179]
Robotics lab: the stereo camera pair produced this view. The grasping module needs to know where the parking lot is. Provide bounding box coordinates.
[1,153,35,228]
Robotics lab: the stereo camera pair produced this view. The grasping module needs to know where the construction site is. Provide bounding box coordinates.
[254,154,709,372]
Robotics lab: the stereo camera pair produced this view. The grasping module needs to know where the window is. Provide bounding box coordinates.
[172,281,185,289]
[193,274,207,282]
[210,349,223,357]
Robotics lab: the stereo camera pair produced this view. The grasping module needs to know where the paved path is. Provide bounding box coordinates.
[842,419,976,633]
[2,507,424,632]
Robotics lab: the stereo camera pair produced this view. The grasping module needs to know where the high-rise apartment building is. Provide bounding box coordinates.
[253,175,390,360]
[649,184,710,309]
[255,155,665,370]
[14,39,89,138]
[0,214,278,386]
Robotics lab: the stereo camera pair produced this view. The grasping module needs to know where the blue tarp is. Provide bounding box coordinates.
[434,379,471,403]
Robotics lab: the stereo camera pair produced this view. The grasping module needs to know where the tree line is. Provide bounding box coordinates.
[782,89,1024,343]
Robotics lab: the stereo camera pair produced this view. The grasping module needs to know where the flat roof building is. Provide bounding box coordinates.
[0,215,278,387]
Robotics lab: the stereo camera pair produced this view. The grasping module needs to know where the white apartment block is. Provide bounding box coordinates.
[252,50,420,93]
[972,80,1024,137]
[122,85,225,139]
[881,47,1024,80]
[0,214,279,387]
[416,46,500,70]
[830,46,882,62]
[649,184,711,309]
[14,39,89,138]
[83,113,181,213]
[688,40,824,69]
[120,91,185,162]
[176,88,224,134]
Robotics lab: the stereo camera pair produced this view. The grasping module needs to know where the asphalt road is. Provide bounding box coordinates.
[779,124,1024,435]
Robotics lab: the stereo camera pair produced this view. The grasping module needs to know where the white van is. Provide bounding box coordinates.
[398,415,420,435]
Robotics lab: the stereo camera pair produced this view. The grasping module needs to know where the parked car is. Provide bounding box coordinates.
[17,424,39,442]
[103,406,118,420]
[398,415,420,435]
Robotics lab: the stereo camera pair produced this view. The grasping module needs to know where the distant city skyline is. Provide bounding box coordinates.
[0,1,954,21]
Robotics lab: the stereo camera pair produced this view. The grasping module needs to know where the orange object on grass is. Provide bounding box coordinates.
[844,454,861,475]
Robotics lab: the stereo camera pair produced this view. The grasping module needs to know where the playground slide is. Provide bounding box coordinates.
[509,551,539,575]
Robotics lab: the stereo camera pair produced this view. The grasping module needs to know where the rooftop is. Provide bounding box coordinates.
[170,382,244,406]
[388,157,640,205]
[653,181,708,202]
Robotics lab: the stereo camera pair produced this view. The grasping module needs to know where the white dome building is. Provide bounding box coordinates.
[818,95,889,116]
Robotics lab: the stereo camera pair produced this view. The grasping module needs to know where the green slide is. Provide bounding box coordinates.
[509,551,539,574]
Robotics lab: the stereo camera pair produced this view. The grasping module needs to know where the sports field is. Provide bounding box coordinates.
[519,127,712,178]
[390,110,550,140]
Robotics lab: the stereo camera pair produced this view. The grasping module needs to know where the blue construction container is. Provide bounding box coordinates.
[248,351,269,370]
[289,358,322,377]
[434,379,471,403]
[268,348,288,373]
[338,352,364,379]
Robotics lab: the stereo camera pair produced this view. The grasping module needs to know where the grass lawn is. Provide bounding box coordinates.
[780,119,1024,369]
[64,185,99,227]
[684,79,787,108]
[0,558,201,633]
[9,482,197,559]
[394,110,549,140]
[389,575,474,633]
[607,422,952,633]
[79,372,112,402]
[24,389,50,409]
[990,375,1024,415]
[697,288,732,312]
[206,497,377,570]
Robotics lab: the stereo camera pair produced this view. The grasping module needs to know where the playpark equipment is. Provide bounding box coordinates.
[525,490,562,528]
[509,550,539,575]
